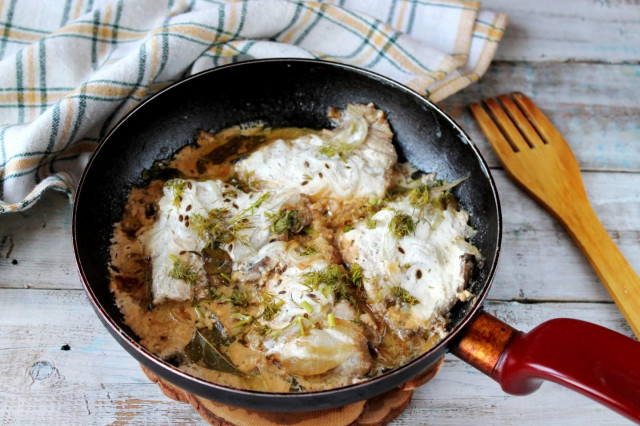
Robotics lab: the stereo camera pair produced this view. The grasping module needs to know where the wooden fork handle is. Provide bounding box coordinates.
[559,197,640,338]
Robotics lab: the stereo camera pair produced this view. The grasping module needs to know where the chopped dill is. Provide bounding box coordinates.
[367,198,383,207]
[221,188,238,199]
[261,291,275,304]
[327,313,336,328]
[262,299,284,321]
[207,287,219,300]
[301,265,357,306]
[320,285,332,299]
[363,198,383,229]
[344,225,352,232]
[193,304,204,318]
[244,192,270,214]
[231,312,254,328]
[299,245,317,256]
[319,142,360,162]
[261,291,274,304]
[192,207,254,249]
[219,272,232,283]
[430,190,455,209]
[300,301,314,314]
[385,185,410,202]
[388,212,417,238]
[318,112,367,161]
[365,216,378,229]
[229,213,253,246]
[296,315,314,337]
[301,265,344,291]
[255,324,272,335]
[410,175,468,211]
[269,209,302,235]
[192,208,232,245]
[393,286,419,305]
[220,288,249,307]
[271,314,314,338]
[168,254,198,286]
[303,226,315,235]
[408,183,430,210]
[302,173,313,180]
[349,263,363,288]
[165,179,187,207]
[271,318,296,338]
[318,144,338,159]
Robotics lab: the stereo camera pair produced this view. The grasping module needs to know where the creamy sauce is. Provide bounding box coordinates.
[109,104,479,392]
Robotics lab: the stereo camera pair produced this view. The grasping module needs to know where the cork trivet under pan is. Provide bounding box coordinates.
[141,356,444,426]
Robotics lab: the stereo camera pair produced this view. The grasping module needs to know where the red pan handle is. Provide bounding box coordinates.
[451,311,640,423]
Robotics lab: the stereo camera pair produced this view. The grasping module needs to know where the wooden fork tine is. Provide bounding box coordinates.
[497,94,544,147]
[483,98,530,152]
[512,92,565,144]
[472,93,640,339]
[470,102,516,159]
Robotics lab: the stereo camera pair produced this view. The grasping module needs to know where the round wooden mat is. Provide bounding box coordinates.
[141,356,444,426]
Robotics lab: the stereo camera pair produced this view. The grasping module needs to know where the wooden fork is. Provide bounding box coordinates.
[470,92,640,338]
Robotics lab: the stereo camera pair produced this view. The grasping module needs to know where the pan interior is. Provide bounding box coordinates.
[74,59,500,393]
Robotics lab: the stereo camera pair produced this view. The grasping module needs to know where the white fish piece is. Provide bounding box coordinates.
[253,240,336,329]
[140,179,225,304]
[266,319,371,377]
[253,242,373,378]
[234,104,396,200]
[140,179,280,304]
[339,196,477,329]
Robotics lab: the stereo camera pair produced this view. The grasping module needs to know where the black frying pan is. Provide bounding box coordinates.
[73,59,640,420]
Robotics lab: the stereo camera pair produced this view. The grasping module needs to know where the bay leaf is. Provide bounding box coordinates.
[184,327,240,375]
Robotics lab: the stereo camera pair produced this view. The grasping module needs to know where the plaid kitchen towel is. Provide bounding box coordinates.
[0,0,507,213]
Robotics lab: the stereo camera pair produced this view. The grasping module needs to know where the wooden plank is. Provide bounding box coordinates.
[0,193,78,290]
[0,287,204,424]
[1,171,638,303]
[481,0,640,62]
[490,170,640,302]
[440,62,640,172]
[406,357,633,425]
[0,289,632,425]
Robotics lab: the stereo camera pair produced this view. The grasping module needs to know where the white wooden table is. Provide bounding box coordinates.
[1,1,639,424]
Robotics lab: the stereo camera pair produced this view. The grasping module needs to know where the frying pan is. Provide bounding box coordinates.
[73,59,640,421]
